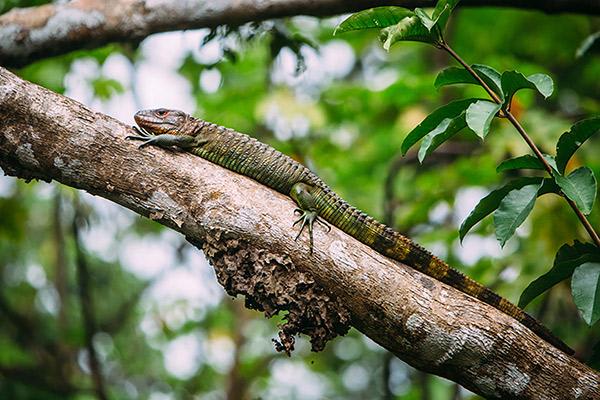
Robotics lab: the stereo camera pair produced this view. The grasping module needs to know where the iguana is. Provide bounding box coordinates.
[128,108,573,355]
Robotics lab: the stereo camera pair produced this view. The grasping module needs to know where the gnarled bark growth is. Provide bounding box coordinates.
[0,0,598,68]
[0,67,599,399]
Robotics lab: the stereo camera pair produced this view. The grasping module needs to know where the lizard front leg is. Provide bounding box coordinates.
[290,182,330,253]
[126,127,197,149]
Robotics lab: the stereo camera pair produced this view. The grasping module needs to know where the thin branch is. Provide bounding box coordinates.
[440,42,600,248]
[0,0,598,68]
[72,198,109,400]
[1,67,599,399]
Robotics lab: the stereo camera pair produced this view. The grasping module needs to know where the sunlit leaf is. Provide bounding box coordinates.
[501,71,553,106]
[554,167,597,215]
[555,117,600,173]
[459,177,544,241]
[465,100,501,138]
[434,64,503,98]
[414,8,436,31]
[401,98,479,155]
[431,0,460,31]
[519,241,600,308]
[334,7,414,34]
[493,182,541,247]
[572,262,600,325]
[576,31,600,58]
[417,113,467,162]
[379,16,438,50]
[496,155,545,172]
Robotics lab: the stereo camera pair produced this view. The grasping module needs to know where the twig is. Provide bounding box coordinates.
[72,198,109,400]
[439,41,600,248]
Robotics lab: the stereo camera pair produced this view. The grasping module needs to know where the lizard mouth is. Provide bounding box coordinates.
[134,111,177,135]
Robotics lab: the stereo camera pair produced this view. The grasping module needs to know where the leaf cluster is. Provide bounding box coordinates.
[335,0,600,328]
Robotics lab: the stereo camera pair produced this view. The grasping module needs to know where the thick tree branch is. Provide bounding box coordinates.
[0,67,599,399]
[0,0,597,68]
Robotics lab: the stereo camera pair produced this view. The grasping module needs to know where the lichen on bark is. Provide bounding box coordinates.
[199,229,352,354]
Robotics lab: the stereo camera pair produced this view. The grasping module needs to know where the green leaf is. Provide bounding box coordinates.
[91,77,124,101]
[555,117,600,173]
[519,241,600,308]
[459,177,543,241]
[576,31,600,58]
[417,113,467,163]
[431,0,459,31]
[434,64,503,99]
[572,262,600,325]
[465,100,501,139]
[555,167,597,215]
[500,71,554,106]
[496,155,546,173]
[333,7,414,34]
[401,98,479,155]
[493,182,542,247]
[379,16,438,50]
[414,8,436,31]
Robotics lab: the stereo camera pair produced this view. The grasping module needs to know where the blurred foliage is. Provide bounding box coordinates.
[1,1,600,399]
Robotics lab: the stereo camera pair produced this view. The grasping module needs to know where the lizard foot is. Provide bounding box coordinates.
[293,208,330,254]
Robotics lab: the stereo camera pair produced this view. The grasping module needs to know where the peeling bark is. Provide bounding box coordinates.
[0,67,599,399]
[0,0,598,68]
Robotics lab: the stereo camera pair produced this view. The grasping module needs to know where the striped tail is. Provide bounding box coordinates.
[312,185,574,355]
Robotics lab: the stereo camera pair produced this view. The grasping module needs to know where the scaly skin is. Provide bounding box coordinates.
[129,108,574,355]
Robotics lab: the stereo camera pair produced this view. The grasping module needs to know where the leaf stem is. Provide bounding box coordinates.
[440,41,600,248]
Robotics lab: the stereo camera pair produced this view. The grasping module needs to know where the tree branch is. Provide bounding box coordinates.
[0,0,597,68]
[0,67,598,399]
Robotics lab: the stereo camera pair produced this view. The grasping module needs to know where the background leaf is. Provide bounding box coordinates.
[496,155,545,172]
[493,182,542,247]
[572,262,600,325]
[519,241,600,308]
[554,167,597,215]
[334,7,413,34]
[555,116,600,173]
[576,31,600,58]
[459,177,543,241]
[501,71,554,106]
[465,100,501,138]
[401,98,479,155]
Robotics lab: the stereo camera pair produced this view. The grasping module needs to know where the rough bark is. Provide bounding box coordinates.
[0,0,598,68]
[0,67,599,399]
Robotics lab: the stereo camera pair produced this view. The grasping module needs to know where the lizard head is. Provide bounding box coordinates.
[134,108,196,136]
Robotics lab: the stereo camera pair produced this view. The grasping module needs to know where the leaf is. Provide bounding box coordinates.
[333,7,414,34]
[459,177,543,241]
[572,262,600,325]
[555,116,600,173]
[554,167,597,215]
[496,155,546,172]
[414,8,436,31]
[493,182,542,247]
[417,113,467,162]
[434,64,503,98]
[431,0,459,31]
[401,98,479,155]
[465,100,501,139]
[500,71,554,106]
[379,16,438,50]
[576,31,600,58]
[519,241,600,308]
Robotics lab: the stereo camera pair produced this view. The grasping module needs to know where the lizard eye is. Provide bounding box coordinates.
[155,109,169,118]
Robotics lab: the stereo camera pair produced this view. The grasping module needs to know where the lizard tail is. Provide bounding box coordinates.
[313,186,574,355]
